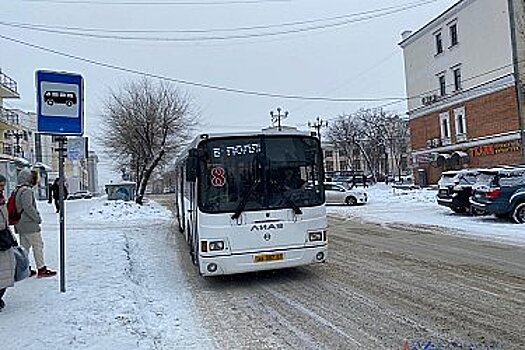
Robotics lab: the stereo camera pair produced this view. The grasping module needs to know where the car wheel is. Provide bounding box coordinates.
[511,203,525,224]
[46,100,53,105]
[66,101,72,107]
[345,196,357,206]
[469,206,485,216]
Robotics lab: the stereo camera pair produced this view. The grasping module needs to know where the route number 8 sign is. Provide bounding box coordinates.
[211,167,226,187]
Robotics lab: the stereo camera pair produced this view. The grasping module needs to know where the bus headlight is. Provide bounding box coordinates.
[209,240,225,251]
[308,231,323,242]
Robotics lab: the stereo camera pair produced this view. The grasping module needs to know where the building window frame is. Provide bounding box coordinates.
[454,107,467,141]
[438,73,446,96]
[435,31,444,55]
[439,112,451,145]
[452,65,462,91]
[449,21,459,47]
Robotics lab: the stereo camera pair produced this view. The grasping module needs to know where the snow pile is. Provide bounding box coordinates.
[0,197,211,350]
[85,198,172,222]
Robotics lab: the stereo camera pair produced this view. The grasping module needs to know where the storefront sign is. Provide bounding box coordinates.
[469,140,521,158]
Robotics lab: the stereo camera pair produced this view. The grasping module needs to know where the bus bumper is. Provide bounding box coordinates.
[198,245,327,276]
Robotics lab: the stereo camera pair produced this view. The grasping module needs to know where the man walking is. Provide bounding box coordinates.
[48,178,68,213]
[14,169,56,278]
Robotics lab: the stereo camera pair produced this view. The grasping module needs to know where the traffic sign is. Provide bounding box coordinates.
[67,137,87,161]
[37,70,84,135]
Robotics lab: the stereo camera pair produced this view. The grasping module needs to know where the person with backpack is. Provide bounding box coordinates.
[11,168,56,278]
[0,174,17,310]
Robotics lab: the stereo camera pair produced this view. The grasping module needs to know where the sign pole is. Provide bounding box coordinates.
[57,136,67,293]
[36,70,84,293]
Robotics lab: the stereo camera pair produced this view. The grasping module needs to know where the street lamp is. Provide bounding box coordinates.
[308,116,328,142]
[270,107,288,131]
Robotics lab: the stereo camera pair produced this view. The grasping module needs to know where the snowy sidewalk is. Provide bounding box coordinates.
[327,184,525,247]
[0,197,213,350]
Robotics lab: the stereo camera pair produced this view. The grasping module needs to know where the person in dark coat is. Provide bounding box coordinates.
[48,178,68,213]
[362,174,368,188]
[0,174,16,310]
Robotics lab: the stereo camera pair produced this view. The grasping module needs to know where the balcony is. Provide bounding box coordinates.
[0,106,19,127]
[0,70,19,98]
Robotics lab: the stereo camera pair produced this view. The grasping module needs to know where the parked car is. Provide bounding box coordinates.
[67,190,94,200]
[324,182,367,205]
[470,167,525,223]
[436,169,480,214]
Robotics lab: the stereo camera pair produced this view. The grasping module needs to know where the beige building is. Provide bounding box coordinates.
[400,0,525,185]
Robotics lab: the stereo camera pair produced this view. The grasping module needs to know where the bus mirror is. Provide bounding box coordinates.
[186,149,199,182]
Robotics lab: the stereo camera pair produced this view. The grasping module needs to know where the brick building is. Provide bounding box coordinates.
[400,0,525,185]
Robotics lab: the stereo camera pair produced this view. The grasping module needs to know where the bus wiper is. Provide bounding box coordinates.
[231,178,260,220]
[285,197,302,215]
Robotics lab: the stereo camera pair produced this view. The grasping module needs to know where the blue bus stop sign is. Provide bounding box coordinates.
[37,70,84,135]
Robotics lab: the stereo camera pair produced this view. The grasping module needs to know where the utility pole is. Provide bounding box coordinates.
[308,116,328,142]
[270,107,288,131]
[508,0,525,161]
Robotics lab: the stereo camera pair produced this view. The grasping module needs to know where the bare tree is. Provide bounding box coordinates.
[326,108,409,182]
[101,77,198,204]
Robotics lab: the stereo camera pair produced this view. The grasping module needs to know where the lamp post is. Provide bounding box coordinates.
[270,107,288,131]
[308,116,328,142]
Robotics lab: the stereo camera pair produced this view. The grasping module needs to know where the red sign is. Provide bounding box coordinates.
[211,167,226,187]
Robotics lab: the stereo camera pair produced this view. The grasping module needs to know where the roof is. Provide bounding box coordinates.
[399,0,469,48]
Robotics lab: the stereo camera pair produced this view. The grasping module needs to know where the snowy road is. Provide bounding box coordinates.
[2,194,524,349]
[167,203,525,349]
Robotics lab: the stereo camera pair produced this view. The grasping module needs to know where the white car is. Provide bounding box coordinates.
[324,182,368,205]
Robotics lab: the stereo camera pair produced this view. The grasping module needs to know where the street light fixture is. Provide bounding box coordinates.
[308,116,328,142]
[270,107,288,131]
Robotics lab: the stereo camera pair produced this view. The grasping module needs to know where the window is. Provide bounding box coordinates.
[454,107,467,139]
[450,23,458,46]
[439,75,446,96]
[440,112,451,143]
[324,150,333,158]
[435,32,443,54]
[453,67,462,91]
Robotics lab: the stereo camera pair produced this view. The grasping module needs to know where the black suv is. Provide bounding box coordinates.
[436,169,479,214]
[470,167,525,223]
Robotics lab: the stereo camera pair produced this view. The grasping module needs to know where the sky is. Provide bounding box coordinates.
[0,0,458,182]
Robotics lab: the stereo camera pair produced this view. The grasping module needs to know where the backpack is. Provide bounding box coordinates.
[7,187,24,225]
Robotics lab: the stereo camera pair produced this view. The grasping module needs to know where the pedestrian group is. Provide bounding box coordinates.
[0,168,57,312]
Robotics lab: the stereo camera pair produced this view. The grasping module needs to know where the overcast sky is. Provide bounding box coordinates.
[0,0,457,182]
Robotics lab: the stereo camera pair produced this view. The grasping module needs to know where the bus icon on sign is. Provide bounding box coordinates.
[44,91,77,107]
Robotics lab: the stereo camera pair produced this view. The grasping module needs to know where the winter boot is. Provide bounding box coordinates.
[29,267,37,277]
[37,266,57,278]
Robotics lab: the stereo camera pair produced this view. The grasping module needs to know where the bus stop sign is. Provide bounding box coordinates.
[37,70,84,135]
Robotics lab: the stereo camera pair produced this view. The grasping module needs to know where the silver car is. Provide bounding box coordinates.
[324,182,368,206]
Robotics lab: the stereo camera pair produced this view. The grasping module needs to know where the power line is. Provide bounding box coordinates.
[21,0,291,5]
[2,1,436,34]
[0,33,405,102]
[1,33,521,105]
[0,0,438,42]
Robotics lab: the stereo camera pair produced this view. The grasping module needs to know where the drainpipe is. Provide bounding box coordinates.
[508,0,525,161]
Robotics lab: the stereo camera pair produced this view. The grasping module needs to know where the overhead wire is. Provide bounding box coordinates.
[21,0,292,6]
[0,33,405,102]
[0,0,438,42]
[2,0,437,34]
[0,33,521,108]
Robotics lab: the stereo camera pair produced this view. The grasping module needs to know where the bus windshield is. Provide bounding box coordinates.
[198,135,324,214]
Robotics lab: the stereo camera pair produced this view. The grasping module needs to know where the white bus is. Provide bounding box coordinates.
[174,127,327,276]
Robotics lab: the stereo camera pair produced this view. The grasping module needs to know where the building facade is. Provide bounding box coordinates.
[400,0,525,185]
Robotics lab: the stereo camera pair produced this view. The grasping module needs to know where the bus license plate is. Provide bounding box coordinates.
[254,253,284,263]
